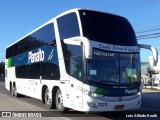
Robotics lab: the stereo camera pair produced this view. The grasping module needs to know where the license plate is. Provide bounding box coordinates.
[114,105,124,110]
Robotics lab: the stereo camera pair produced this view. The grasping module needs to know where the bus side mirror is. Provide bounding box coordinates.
[63,36,92,59]
[139,44,158,66]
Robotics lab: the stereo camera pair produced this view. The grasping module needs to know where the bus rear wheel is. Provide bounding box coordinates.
[55,89,69,112]
[44,88,53,108]
[12,84,20,98]
[11,85,15,96]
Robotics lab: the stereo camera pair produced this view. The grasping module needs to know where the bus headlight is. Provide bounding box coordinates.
[89,92,103,98]
[80,87,103,98]
[137,92,141,95]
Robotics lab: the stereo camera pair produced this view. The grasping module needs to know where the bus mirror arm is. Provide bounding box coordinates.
[139,44,158,66]
[63,37,92,59]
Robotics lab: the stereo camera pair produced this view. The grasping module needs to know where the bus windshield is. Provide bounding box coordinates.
[79,10,137,46]
[87,49,141,85]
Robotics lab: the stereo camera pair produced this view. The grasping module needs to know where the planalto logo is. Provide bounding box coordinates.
[28,49,44,63]
[125,89,138,94]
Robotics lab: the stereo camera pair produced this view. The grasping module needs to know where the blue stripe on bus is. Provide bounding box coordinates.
[11,45,58,67]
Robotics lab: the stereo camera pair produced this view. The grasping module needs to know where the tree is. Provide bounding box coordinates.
[0,62,5,78]
[146,67,154,87]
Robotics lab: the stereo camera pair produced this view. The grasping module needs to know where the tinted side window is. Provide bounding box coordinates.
[57,13,80,40]
[16,61,60,80]
[15,23,60,80]
[6,23,55,59]
[16,63,40,79]
[32,23,55,45]
[62,43,82,58]
[41,61,60,80]
[62,43,83,80]
[15,46,60,80]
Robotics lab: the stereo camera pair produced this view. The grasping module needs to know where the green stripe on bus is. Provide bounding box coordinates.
[95,88,108,95]
[102,89,108,95]
[8,58,12,68]
[95,88,103,94]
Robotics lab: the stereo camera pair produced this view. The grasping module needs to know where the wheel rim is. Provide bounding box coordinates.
[57,92,63,109]
[45,90,51,105]
[12,86,15,96]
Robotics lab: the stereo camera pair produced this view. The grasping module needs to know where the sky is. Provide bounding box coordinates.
[0,0,160,62]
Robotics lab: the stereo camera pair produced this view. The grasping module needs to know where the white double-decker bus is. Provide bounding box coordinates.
[5,8,158,112]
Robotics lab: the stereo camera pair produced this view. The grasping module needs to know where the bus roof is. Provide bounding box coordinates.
[7,8,128,48]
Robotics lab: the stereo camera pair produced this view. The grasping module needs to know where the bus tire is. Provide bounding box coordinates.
[55,89,69,112]
[44,87,53,109]
[10,82,12,94]
[12,84,20,98]
[11,85,15,96]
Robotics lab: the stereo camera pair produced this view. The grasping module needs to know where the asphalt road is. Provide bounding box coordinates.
[0,79,160,120]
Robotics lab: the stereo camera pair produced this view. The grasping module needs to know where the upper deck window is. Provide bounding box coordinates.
[6,23,55,59]
[79,10,137,46]
[57,13,80,40]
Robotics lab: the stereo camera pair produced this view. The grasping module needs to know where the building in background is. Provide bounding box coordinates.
[149,55,160,89]
[141,61,150,88]
[141,55,160,90]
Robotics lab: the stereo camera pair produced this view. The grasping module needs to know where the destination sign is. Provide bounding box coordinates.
[90,40,139,53]
[93,51,115,57]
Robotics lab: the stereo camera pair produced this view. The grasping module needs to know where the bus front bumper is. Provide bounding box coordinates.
[82,95,141,112]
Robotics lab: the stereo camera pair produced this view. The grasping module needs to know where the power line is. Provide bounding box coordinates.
[137,35,160,40]
[134,17,160,30]
[115,0,158,13]
[136,30,160,40]
[135,24,160,32]
[137,32,160,38]
[100,0,130,11]
[134,16,160,26]
[107,0,136,11]
[100,1,160,36]
[136,28,160,34]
